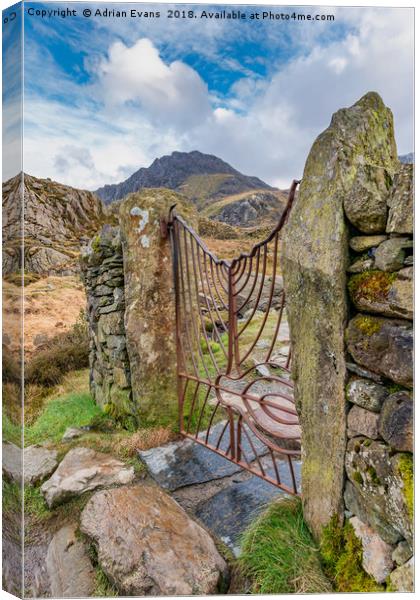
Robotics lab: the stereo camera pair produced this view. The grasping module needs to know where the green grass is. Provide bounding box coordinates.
[2,410,22,445]
[24,391,104,446]
[238,498,332,594]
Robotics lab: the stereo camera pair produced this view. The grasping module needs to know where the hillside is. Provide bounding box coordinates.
[95,150,274,205]
[2,174,109,276]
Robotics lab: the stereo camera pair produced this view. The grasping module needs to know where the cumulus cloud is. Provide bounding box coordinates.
[15,7,414,191]
[96,38,212,129]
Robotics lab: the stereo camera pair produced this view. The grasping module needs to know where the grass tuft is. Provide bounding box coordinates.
[238,498,332,594]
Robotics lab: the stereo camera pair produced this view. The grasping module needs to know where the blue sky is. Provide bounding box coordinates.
[2,2,415,188]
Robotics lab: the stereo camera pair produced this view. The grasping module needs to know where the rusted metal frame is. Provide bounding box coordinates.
[226,264,240,374]
[234,255,254,297]
[194,384,214,437]
[287,454,299,494]
[189,234,222,375]
[269,448,282,485]
[240,421,266,476]
[214,261,230,295]
[171,213,231,267]
[236,244,268,338]
[181,227,214,381]
[209,259,230,311]
[236,248,262,312]
[238,234,280,365]
[217,362,293,391]
[201,251,229,333]
[186,380,202,434]
[236,407,301,457]
[182,431,298,496]
[175,223,201,380]
[231,256,248,288]
[194,245,229,361]
[250,392,299,423]
[265,285,286,364]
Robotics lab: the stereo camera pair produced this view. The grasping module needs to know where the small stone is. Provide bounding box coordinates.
[346,377,388,412]
[348,269,413,320]
[374,237,412,272]
[3,443,59,486]
[346,362,384,384]
[80,485,228,595]
[347,258,374,273]
[389,557,414,592]
[61,427,85,442]
[346,315,413,389]
[403,255,413,266]
[379,392,413,452]
[46,524,95,598]
[392,541,412,566]
[347,405,380,439]
[386,163,413,235]
[343,164,391,233]
[349,235,387,253]
[41,447,135,508]
[349,516,394,583]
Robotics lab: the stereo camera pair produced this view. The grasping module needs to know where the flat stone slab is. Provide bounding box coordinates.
[41,447,135,508]
[138,421,267,491]
[46,523,95,598]
[80,484,228,596]
[194,459,302,555]
[2,443,58,486]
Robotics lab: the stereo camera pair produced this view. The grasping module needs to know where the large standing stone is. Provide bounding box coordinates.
[46,524,95,598]
[379,392,413,452]
[41,447,135,508]
[119,190,198,426]
[346,314,413,388]
[345,438,412,544]
[80,485,227,596]
[349,516,394,583]
[386,163,413,235]
[282,92,399,538]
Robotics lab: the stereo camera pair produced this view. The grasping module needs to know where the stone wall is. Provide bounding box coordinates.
[283,92,413,591]
[343,160,413,589]
[81,225,136,429]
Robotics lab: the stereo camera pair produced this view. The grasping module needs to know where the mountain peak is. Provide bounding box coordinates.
[95,151,273,204]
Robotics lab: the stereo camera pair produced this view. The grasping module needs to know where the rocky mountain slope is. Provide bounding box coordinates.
[2,174,108,276]
[95,150,274,205]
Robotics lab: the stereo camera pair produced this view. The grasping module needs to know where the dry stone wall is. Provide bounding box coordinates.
[343,160,413,589]
[81,225,136,429]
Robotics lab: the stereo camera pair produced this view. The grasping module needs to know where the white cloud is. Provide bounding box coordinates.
[16,7,414,192]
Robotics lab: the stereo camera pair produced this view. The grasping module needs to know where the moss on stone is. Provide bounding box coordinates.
[366,466,381,485]
[348,270,397,305]
[91,234,101,253]
[320,517,384,592]
[395,453,413,519]
[353,471,363,485]
[352,314,382,337]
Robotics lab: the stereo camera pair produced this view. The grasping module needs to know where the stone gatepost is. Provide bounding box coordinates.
[282,92,399,539]
[119,189,198,427]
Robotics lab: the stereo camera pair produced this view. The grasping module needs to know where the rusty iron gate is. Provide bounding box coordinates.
[167,180,301,495]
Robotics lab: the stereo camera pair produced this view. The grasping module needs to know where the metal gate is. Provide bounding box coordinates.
[167,180,301,495]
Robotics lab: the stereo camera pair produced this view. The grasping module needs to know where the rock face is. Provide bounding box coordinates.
[80,485,228,595]
[211,190,287,227]
[389,557,414,592]
[346,315,413,388]
[282,92,398,538]
[349,516,394,583]
[95,150,272,204]
[347,406,380,439]
[379,392,413,452]
[349,235,387,252]
[80,226,134,426]
[2,173,106,275]
[345,438,412,545]
[386,163,413,234]
[46,524,95,598]
[373,237,412,272]
[41,447,135,508]
[119,189,198,425]
[2,442,22,483]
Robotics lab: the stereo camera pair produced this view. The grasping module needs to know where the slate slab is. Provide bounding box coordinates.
[195,459,302,555]
[138,421,267,491]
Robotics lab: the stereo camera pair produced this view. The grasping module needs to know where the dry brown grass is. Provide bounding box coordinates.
[113,427,178,457]
[3,275,86,356]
